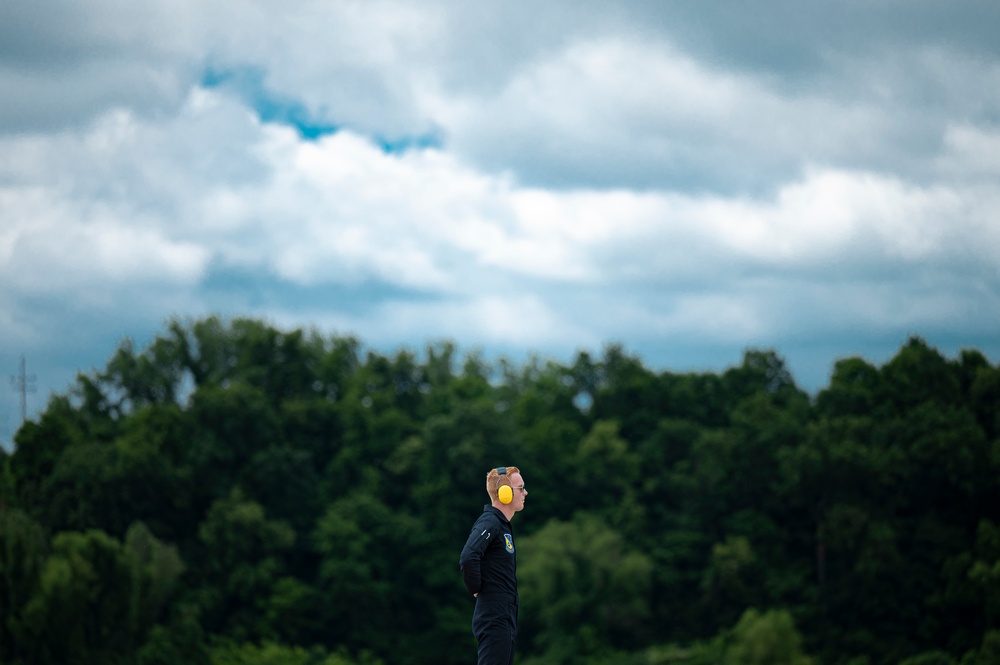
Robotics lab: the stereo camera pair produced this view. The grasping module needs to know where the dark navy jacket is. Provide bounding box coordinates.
[459,505,518,604]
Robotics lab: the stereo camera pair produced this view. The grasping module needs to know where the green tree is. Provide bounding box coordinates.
[100,335,188,411]
[899,652,956,665]
[571,420,643,534]
[21,528,172,664]
[881,336,962,414]
[518,514,654,662]
[312,491,428,662]
[591,344,663,443]
[815,357,883,419]
[723,608,813,665]
[700,536,760,628]
[196,489,297,642]
[8,396,87,521]
[722,349,802,406]
[969,521,1000,630]
[968,363,1000,441]
[0,508,48,665]
[208,640,383,665]
[125,522,186,631]
[959,630,1000,665]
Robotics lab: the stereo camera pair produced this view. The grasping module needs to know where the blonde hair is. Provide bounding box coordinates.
[486,466,520,501]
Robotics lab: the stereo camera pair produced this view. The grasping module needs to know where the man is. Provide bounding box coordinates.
[459,466,528,665]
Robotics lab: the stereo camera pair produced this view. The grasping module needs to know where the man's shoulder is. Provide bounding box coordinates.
[474,506,508,530]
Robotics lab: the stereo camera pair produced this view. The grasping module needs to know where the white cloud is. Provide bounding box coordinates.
[689,167,1000,271]
[0,187,208,298]
[938,123,1000,179]
[5,83,996,337]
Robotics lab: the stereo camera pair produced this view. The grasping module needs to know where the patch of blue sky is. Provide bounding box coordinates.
[201,65,338,139]
[373,132,442,154]
[201,66,441,151]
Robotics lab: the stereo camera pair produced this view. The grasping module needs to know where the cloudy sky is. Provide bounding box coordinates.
[2,0,999,437]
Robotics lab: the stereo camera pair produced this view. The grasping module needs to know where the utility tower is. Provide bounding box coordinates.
[9,354,37,424]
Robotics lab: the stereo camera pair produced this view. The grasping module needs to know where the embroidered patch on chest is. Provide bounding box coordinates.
[504,533,514,553]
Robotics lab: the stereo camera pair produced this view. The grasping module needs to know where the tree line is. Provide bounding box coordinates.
[1,316,999,665]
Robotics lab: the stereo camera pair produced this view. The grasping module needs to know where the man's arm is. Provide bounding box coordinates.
[459,517,494,596]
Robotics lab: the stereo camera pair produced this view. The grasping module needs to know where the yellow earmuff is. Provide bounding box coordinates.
[498,484,513,504]
[496,466,513,504]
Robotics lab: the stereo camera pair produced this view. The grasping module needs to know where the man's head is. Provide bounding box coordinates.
[487,466,527,517]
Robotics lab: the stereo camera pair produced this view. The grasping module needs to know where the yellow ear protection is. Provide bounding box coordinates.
[496,466,513,505]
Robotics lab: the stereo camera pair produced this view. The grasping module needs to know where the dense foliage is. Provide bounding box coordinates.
[2,316,999,665]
